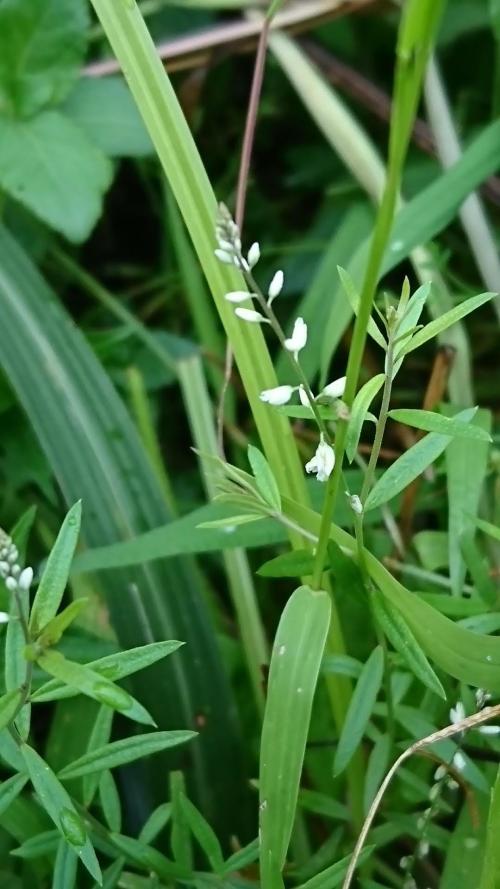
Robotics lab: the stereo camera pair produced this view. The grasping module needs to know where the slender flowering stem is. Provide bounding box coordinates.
[239,261,332,442]
[360,335,396,503]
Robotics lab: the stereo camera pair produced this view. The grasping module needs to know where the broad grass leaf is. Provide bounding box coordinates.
[365,407,477,511]
[441,798,489,889]
[333,646,384,776]
[388,408,492,441]
[0,226,245,832]
[0,114,113,242]
[260,586,331,883]
[21,743,101,883]
[29,501,82,636]
[58,731,196,780]
[346,375,385,462]
[73,502,286,573]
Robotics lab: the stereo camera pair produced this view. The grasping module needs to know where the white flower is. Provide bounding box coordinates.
[247,242,261,269]
[322,376,347,400]
[298,385,314,410]
[215,248,235,265]
[268,270,284,302]
[234,307,268,324]
[5,577,17,591]
[225,291,253,303]
[478,724,500,735]
[284,317,307,359]
[0,611,9,624]
[450,702,466,725]
[260,385,296,406]
[434,764,447,781]
[452,750,467,772]
[305,435,335,483]
[18,567,33,591]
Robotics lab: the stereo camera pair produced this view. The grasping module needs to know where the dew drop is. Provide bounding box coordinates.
[278,645,286,656]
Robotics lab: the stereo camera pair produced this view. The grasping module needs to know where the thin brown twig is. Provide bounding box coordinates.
[217,16,272,456]
[341,703,500,889]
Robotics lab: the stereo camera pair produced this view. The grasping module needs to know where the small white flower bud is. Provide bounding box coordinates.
[322,376,347,401]
[434,764,446,781]
[234,307,268,324]
[478,724,500,735]
[260,385,296,406]
[453,751,467,772]
[0,560,9,575]
[348,494,363,515]
[247,242,261,269]
[284,317,307,359]
[224,291,253,303]
[298,385,314,410]
[268,270,284,302]
[215,248,235,265]
[5,577,17,591]
[7,547,18,564]
[0,611,9,623]
[18,567,33,591]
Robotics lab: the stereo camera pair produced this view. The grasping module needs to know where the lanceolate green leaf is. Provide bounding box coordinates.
[346,374,385,462]
[365,407,477,511]
[21,743,101,883]
[372,590,445,698]
[388,408,492,441]
[333,646,384,777]
[403,292,496,354]
[0,225,246,834]
[37,650,156,727]
[260,585,331,884]
[29,501,82,636]
[0,773,28,819]
[58,731,196,780]
[32,640,184,703]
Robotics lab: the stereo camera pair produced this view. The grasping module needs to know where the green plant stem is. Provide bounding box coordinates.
[360,337,395,504]
[310,0,443,590]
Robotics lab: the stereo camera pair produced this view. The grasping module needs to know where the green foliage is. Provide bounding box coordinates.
[1,1,500,886]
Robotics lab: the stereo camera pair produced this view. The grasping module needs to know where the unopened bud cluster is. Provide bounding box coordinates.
[0,529,33,594]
